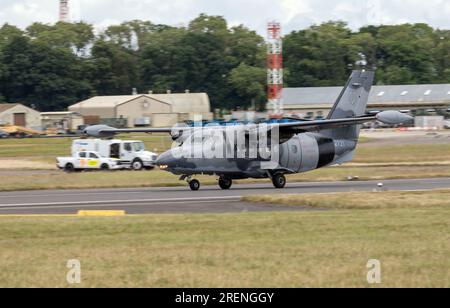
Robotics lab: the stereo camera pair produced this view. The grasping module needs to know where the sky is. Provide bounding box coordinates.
[0,0,449,35]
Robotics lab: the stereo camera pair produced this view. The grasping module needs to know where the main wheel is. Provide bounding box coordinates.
[131,159,144,171]
[189,180,201,191]
[64,163,75,173]
[272,173,287,189]
[101,164,109,171]
[219,177,233,190]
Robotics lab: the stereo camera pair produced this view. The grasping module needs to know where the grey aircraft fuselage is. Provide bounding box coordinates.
[85,70,413,190]
[157,131,356,180]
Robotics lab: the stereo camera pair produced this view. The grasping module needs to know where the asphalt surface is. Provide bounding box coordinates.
[0,178,448,215]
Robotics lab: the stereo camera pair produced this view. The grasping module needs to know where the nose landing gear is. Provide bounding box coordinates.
[180,175,201,191]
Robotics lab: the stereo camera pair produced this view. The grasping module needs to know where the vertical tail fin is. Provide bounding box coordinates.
[327,70,375,119]
[322,70,375,140]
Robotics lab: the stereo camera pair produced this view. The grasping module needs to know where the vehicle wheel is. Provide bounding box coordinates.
[189,180,201,191]
[64,163,75,173]
[219,177,233,190]
[272,173,287,189]
[101,164,109,171]
[131,159,144,171]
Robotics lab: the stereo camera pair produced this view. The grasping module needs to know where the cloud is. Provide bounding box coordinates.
[0,0,449,34]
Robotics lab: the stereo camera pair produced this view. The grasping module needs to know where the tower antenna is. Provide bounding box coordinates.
[59,0,70,23]
[267,21,284,117]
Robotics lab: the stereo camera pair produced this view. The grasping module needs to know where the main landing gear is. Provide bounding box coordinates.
[181,173,286,191]
[186,177,233,191]
[218,177,233,190]
[271,173,287,189]
[189,179,201,191]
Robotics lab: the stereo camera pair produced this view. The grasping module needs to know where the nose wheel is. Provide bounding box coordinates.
[189,179,201,191]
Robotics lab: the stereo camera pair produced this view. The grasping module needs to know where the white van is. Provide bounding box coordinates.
[72,139,158,170]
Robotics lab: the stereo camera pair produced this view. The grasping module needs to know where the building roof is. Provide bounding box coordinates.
[0,104,18,113]
[283,84,450,107]
[69,93,211,113]
[148,93,210,113]
[69,95,146,109]
[41,111,82,116]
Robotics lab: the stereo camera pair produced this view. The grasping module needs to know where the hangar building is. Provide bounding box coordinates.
[280,84,450,119]
[69,93,213,128]
[0,103,41,130]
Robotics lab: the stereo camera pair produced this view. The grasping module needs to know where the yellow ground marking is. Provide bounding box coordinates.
[0,210,126,218]
[77,210,126,217]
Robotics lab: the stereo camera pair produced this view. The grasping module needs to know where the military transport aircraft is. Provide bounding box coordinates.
[84,70,413,191]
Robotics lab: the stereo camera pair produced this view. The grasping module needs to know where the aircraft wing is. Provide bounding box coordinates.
[274,116,377,133]
[86,111,412,138]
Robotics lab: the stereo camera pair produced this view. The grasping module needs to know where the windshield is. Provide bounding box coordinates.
[132,142,146,152]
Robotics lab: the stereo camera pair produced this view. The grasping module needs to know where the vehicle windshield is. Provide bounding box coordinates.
[132,142,146,152]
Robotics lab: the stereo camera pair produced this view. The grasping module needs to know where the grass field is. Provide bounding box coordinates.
[243,189,450,209]
[1,190,449,287]
[0,134,449,165]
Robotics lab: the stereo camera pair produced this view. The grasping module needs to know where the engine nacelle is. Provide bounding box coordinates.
[84,125,117,138]
[376,111,413,125]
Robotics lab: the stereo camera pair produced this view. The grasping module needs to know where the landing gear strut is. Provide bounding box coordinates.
[272,173,287,189]
[180,176,201,191]
[218,177,233,190]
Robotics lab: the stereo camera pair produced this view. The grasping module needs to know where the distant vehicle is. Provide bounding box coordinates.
[71,139,158,171]
[57,151,123,172]
[444,120,450,129]
[0,129,8,138]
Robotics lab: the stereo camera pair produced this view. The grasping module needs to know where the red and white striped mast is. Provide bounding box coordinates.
[59,0,70,22]
[267,21,284,117]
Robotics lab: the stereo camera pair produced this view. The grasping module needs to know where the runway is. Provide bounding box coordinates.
[0,178,448,215]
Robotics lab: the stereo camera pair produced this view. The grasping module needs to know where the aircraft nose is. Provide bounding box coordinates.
[156,151,176,169]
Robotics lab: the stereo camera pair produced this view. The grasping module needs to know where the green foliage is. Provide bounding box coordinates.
[228,64,266,110]
[0,16,448,113]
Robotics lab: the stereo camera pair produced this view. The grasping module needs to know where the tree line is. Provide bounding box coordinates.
[0,14,448,112]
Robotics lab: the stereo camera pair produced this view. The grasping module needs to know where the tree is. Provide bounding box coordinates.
[88,40,139,95]
[26,22,95,56]
[375,24,437,84]
[228,64,266,110]
[0,18,449,112]
[284,22,356,87]
[0,35,92,111]
[0,24,24,50]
